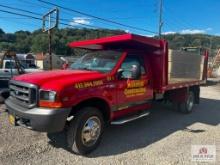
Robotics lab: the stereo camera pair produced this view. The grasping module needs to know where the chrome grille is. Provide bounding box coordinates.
[9,80,38,108]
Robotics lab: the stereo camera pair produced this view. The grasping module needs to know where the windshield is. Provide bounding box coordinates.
[70,50,122,73]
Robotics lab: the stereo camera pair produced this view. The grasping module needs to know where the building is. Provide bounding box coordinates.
[35,53,66,70]
[35,53,45,69]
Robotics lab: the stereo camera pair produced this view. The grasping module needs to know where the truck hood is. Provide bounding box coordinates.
[13,69,106,90]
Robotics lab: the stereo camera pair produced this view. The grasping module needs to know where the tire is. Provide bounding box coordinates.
[178,91,195,114]
[0,90,9,104]
[0,96,4,104]
[67,107,104,155]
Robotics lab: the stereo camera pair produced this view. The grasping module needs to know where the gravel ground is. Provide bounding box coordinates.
[0,83,220,165]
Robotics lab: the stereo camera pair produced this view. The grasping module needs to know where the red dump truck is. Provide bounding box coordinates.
[6,34,208,155]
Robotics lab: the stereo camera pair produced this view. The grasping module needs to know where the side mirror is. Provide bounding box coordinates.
[117,68,124,80]
[131,64,141,80]
[117,65,141,80]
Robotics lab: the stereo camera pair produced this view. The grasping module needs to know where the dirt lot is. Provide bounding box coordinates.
[0,83,220,165]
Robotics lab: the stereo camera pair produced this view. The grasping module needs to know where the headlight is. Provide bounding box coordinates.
[39,90,56,102]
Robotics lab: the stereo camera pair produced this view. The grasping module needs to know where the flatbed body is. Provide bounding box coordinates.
[6,34,208,154]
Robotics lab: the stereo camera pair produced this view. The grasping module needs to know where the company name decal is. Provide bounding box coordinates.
[124,80,146,97]
[124,87,146,97]
[127,80,145,88]
[75,80,103,89]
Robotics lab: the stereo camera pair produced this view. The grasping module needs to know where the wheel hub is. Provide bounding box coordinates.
[81,116,101,147]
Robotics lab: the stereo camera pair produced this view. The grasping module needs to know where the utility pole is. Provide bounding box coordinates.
[48,30,52,70]
[158,0,163,38]
[209,37,212,57]
[42,8,59,70]
[47,12,52,70]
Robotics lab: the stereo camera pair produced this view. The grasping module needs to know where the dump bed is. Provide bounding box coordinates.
[163,48,208,91]
[168,49,206,84]
[69,34,208,93]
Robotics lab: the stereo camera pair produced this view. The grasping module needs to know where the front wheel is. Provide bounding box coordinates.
[67,107,104,155]
[0,96,4,104]
[178,91,195,114]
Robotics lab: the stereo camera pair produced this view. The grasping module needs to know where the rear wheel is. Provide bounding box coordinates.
[67,107,104,155]
[178,91,194,114]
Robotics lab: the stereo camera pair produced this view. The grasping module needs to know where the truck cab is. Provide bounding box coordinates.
[5,34,208,155]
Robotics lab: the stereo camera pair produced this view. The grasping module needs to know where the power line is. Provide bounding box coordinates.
[0,9,42,21]
[0,9,62,28]
[0,8,111,31]
[0,16,33,19]
[17,0,142,30]
[0,4,103,29]
[38,0,157,34]
[18,0,51,10]
[33,0,152,19]
[164,6,197,30]
[164,15,190,30]
[163,20,180,31]
[62,16,149,20]
[19,0,147,21]
[18,0,83,21]
[0,4,40,16]
[0,3,156,34]
[16,1,157,33]
[0,16,41,28]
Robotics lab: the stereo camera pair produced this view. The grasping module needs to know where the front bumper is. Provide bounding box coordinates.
[5,98,71,133]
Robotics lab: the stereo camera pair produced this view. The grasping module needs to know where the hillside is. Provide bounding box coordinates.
[162,33,220,57]
[0,28,124,56]
[0,28,220,57]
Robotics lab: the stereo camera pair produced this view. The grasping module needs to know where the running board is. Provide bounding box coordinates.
[111,111,150,125]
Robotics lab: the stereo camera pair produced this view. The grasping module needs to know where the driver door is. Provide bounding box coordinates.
[116,54,153,112]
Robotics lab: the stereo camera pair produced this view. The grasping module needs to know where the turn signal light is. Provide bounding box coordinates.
[39,100,63,108]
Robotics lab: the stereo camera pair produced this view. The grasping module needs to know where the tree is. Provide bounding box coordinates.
[0,42,15,51]
[1,27,220,57]
[31,33,48,53]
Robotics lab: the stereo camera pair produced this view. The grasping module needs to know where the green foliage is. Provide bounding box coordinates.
[0,28,124,56]
[31,33,48,53]
[161,33,220,57]
[0,42,15,51]
[1,27,220,57]
[162,33,220,49]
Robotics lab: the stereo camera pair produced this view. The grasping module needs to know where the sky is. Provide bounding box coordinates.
[0,0,219,36]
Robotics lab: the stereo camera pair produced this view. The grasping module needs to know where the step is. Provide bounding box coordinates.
[111,111,150,125]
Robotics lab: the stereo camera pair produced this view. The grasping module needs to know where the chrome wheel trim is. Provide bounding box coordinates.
[81,116,101,147]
